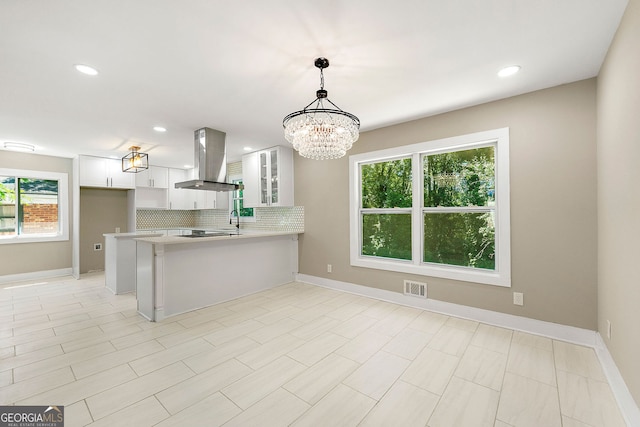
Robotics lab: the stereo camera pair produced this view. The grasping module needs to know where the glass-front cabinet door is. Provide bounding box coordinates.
[241,145,293,208]
[259,148,281,206]
[270,148,279,205]
[260,151,269,205]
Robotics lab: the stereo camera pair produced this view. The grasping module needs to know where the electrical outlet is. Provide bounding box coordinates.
[93,243,102,251]
[327,264,332,273]
[115,227,121,233]
[606,320,611,339]
[513,292,524,306]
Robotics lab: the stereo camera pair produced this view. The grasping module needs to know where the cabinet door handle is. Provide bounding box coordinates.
[106,177,109,187]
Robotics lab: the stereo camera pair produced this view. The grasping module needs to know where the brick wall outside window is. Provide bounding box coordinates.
[22,204,58,233]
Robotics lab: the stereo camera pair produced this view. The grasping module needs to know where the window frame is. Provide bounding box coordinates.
[349,128,511,287]
[359,155,414,262]
[228,174,256,223]
[0,168,69,244]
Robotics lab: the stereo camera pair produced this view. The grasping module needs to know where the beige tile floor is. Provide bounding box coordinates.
[0,273,627,427]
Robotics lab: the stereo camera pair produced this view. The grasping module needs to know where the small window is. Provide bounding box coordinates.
[0,169,68,244]
[229,176,255,222]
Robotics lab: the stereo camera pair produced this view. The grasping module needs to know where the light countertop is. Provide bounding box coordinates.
[103,231,165,238]
[134,229,302,245]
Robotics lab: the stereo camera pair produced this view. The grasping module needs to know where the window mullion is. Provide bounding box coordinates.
[361,208,411,215]
[412,153,422,266]
[423,206,494,213]
[16,177,22,235]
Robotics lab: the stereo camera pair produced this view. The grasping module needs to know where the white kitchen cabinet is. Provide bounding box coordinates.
[135,166,169,189]
[135,167,169,209]
[104,231,163,294]
[242,146,294,207]
[178,167,229,210]
[168,168,191,210]
[242,151,260,208]
[192,190,229,210]
[135,187,168,209]
[136,232,299,320]
[79,155,135,189]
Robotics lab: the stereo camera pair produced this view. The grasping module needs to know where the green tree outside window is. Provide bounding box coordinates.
[360,158,412,260]
[359,146,496,270]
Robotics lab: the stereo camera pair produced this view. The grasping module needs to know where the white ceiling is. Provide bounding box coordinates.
[0,0,628,168]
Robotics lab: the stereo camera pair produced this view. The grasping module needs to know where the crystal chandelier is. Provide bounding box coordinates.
[283,58,360,160]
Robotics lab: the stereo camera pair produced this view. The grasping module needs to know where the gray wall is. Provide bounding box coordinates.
[79,188,129,273]
[0,151,73,276]
[296,78,598,330]
[597,0,640,406]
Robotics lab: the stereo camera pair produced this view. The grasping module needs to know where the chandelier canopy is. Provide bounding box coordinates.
[283,58,360,160]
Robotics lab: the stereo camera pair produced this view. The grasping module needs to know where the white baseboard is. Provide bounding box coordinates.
[297,274,596,346]
[595,333,640,427]
[0,268,73,285]
[296,273,639,425]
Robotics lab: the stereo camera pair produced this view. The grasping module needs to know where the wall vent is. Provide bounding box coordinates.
[404,279,427,298]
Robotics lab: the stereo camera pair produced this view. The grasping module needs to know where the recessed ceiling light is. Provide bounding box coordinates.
[74,64,99,76]
[4,142,35,152]
[184,164,192,169]
[498,65,521,78]
[243,146,253,151]
[153,126,167,132]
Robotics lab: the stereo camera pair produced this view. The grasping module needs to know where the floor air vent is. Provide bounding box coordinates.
[404,280,427,298]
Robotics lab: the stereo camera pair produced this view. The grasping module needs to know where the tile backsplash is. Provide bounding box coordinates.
[136,209,195,229]
[137,206,304,232]
[242,206,304,232]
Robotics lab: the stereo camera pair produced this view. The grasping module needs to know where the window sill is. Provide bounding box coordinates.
[351,256,511,287]
[0,234,69,245]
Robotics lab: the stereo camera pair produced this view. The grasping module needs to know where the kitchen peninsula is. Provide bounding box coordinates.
[135,230,300,321]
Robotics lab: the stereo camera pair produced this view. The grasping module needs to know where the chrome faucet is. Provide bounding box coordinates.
[230,209,240,231]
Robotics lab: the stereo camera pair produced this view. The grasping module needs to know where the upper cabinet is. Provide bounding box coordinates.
[134,166,170,209]
[167,168,189,210]
[135,166,169,189]
[167,168,229,210]
[192,189,229,210]
[79,155,135,189]
[242,146,294,207]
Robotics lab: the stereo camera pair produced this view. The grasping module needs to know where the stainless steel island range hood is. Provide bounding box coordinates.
[174,127,241,192]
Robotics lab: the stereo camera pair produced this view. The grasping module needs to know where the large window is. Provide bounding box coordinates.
[350,128,510,287]
[0,169,69,244]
